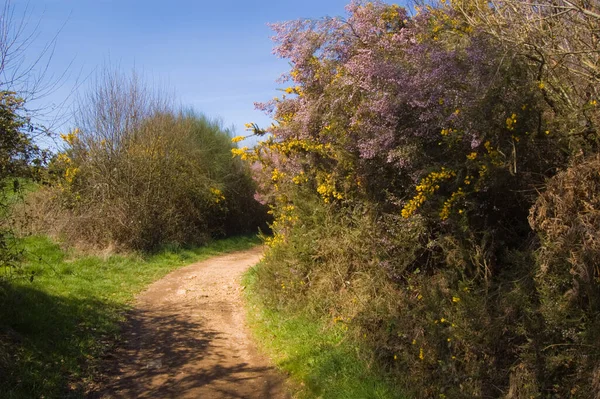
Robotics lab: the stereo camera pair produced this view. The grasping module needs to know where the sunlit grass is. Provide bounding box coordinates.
[243,264,407,399]
[0,234,261,398]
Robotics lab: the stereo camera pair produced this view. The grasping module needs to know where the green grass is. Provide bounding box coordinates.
[0,234,261,399]
[242,265,407,399]
[0,178,36,219]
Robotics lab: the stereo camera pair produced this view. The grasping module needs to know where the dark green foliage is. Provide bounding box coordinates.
[0,90,46,278]
[0,92,34,178]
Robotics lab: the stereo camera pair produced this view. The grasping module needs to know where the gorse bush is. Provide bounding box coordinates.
[241,0,600,397]
[34,70,267,250]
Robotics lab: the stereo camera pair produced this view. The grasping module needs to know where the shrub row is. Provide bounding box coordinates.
[244,1,600,397]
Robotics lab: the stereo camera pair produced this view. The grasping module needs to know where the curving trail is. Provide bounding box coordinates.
[92,247,288,399]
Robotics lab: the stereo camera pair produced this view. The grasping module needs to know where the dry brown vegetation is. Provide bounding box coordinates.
[18,69,268,251]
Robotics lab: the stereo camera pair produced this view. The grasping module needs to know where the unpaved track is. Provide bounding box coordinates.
[92,247,289,399]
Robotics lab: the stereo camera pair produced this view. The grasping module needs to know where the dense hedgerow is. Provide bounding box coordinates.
[24,70,268,251]
[241,1,600,397]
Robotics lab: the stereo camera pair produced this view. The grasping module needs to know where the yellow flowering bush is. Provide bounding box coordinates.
[48,103,267,250]
[401,168,456,218]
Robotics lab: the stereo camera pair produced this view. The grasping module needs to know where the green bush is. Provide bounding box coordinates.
[255,195,545,397]
[33,70,267,250]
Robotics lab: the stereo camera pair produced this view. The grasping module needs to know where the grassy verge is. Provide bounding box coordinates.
[0,234,261,399]
[242,264,407,399]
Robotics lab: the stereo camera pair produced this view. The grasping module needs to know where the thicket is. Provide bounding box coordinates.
[22,70,268,251]
[242,1,600,397]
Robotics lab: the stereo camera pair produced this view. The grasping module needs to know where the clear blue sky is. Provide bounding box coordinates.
[12,0,363,147]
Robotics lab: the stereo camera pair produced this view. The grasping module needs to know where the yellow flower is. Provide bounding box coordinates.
[402,168,456,218]
[419,348,424,360]
[506,113,517,131]
[244,122,258,132]
[231,136,245,143]
[466,152,477,160]
[64,167,78,184]
[479,164,488,177]
[59,128,80,146]
[452,296,461,303]
[56,153,72,164]
[210,187,226,203]
[231,147,250,160]
[292,172,308,185]
[440,127,457,136]
[271,169,283,182]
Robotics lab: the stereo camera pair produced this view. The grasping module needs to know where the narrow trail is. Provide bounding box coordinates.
[93,247,289,399]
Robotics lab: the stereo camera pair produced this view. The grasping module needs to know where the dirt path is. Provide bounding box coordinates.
[92,247,289,399]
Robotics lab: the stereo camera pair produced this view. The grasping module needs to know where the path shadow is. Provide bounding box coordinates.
[89,306,286,398]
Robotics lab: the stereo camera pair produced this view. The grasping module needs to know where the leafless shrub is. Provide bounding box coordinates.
[453,0,600,145]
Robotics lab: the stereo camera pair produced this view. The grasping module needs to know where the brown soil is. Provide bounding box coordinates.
[91,247,289,399]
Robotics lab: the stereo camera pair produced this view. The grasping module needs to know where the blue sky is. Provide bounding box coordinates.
[12,0,359,147]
